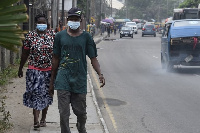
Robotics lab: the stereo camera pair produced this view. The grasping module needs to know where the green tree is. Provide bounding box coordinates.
[179,0,200,8]
[77,0,87,16]
[0,0,28,52]
[120,0,178,21]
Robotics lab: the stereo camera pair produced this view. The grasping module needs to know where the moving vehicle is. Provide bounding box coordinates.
[142,24,156,37]
[125,22,138,34]
[161,19,200,70]
[173,8,200,20]
[120,26,133,38]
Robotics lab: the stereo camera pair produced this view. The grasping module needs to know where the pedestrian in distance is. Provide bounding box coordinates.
[107,24,111,37]
[49,7,105,133]
[55,20,66,33]
[18,13,55,129]
[114,25,117,35]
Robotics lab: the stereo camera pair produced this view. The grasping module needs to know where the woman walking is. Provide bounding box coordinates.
[18,13,55,129]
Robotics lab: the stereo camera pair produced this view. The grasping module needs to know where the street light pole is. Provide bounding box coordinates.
[111,0,112,17]
[167,0,168,17]
[100,0,102,20]
[61,0,64,29]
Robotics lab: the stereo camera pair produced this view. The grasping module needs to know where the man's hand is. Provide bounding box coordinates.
[99,74,105,88]
[49,84,54,97]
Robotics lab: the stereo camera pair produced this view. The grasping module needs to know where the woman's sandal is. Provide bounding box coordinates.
[34,122,40,129]
[40,120,46,127]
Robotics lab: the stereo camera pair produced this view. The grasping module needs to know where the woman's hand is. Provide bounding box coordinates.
[18,69,23,78]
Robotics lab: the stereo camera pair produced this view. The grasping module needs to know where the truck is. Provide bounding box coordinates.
[172,8,200,20]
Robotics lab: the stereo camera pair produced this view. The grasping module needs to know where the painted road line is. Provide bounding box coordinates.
[89,63,118,132]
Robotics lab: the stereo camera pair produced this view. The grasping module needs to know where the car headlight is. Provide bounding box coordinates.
[130,31,133,34]
[120,31,123,34]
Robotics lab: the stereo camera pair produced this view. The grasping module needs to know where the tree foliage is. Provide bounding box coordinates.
[0,0,28,52]
[179,0,200,8]
[77,0,87,16]
[115,0,181,22]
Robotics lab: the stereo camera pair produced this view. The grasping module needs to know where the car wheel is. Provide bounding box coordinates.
[120,35,122,38]
[131,35,133,38]
[142,34,144,37]
[154,34,156,37]
[135,32,138,34]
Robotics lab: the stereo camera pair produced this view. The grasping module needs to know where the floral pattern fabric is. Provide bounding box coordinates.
[23,30,55,68]
[23,69,53,110]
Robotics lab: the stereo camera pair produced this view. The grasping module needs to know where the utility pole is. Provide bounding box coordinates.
[86,0,90,24]
[51,0,59,30]
[100,0,102,20]
[73,0,77,7]
[125,0,128,18]
[61,0,64,29]
[90,0,95,23]
[167,0,168,17]
[110,0,112,17]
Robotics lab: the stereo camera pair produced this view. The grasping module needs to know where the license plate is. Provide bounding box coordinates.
[185,55,193,62]
[146,30,151,32]
[125,34,128,36]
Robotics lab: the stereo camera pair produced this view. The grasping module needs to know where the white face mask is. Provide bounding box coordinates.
[36,24,47,31]
[67,21,80,30]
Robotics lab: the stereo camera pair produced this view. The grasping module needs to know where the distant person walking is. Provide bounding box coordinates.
[107,24,111,37]
[114,25,117,35]
[18,13,55,129]
[100,23,105,35]
[49,7,105,133]
[55,20,66,33]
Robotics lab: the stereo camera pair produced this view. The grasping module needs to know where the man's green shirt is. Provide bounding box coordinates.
[53,30,97,94]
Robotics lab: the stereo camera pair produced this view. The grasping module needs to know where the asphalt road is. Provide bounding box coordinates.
[89,30,200,133]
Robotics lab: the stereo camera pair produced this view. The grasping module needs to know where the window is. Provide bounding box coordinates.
[174,20,200,27]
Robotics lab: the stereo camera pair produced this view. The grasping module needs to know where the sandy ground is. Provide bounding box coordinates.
[3,75,33,133]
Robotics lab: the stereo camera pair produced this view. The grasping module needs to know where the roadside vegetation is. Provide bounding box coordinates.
[0,0,28,132]
[0,61,20,132]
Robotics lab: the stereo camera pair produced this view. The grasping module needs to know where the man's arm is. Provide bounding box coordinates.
[49,54,60,97]
[90,57,105,87]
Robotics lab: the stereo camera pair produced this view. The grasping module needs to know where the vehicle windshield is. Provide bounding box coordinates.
[121,27,131,30]
[145,25,154,28]
[185,13,198,19]
[126,23,136,26]
[173,20,200,27]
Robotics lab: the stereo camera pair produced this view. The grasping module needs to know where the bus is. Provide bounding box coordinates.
[172,8,200,20]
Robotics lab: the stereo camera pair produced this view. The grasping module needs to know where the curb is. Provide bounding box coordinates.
[87,33,109,133]
[87,74,109,133]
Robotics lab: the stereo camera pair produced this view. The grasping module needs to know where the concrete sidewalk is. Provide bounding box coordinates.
[30,32,109,133]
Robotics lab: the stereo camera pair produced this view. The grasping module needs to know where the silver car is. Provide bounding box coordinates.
[142,24,156,37]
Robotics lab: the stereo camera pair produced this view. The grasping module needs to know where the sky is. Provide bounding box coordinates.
[111,0,124,9]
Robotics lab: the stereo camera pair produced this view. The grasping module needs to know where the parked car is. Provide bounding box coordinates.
[120,26,133,38]
[142,24,156,37]
[161,19,200,70]
[125,22,138,34]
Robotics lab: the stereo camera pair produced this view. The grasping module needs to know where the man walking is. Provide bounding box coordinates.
[49,7,105,133]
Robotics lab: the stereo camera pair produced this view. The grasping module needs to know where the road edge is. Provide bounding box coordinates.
[87,74,109,133]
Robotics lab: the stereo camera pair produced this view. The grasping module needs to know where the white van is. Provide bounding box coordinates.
[125,22,138,34]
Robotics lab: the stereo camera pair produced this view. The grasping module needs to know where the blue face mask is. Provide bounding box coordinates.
[67,21,80,30]
[36,24,47,31]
